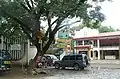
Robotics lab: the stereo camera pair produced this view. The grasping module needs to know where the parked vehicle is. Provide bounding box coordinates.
[36,54,59,67]
[54,54,90,70]
[0,50,12,71]
[44,54,59,65]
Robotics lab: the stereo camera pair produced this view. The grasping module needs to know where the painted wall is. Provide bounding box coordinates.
[12,42,37,65]
[74,27,99,38]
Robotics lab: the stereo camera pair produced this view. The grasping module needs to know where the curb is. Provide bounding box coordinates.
[90,63,120,65]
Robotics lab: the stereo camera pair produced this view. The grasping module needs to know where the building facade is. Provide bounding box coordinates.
[0,36,37,65]
[73,31,120,60]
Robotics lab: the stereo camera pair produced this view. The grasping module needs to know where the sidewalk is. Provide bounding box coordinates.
[90,60,120,64]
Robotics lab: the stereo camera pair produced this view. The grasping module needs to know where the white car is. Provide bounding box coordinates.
[44,54,59,64]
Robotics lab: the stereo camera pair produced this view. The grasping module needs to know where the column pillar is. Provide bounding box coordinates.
[93,50,95,60]
[97,39,100,60]
[119,39,120,59]
[1,36,4,49]
[82,40,84,45]
[101,50,104,60]
[88,49,91,58]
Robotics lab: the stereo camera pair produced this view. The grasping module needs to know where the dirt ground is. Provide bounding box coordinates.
[0,63,120,79]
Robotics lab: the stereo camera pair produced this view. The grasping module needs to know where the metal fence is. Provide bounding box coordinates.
[1,36,27,61]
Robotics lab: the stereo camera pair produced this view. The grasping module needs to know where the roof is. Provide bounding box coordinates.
[73,31,120,40]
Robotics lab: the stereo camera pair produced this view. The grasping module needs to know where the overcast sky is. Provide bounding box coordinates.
[41,0,120,30]
[101,0,120,29]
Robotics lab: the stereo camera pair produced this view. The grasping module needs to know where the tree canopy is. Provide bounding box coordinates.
[98,26,115,33]
[0,0,106,59]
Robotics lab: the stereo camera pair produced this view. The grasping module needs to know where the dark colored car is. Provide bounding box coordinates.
[0,50,12,71]
[54,54,90,70]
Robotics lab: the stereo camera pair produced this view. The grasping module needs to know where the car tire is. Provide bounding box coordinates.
[80,67,84,70]
[74,64,80,70]
[62,67,65,69]
[55,63,60,69]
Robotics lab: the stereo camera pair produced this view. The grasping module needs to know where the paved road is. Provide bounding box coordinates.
[91,63,120,69]
[0,64,120,79]
[39,68,120,79]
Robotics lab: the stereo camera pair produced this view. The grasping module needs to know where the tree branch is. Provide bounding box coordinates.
[20,2,31,13]
[46,11,52,34]
[30,0,34,7]
[50,18,59,26]
[57,20,81,30]
[1,8,33,35]
[52,17,66,33]
[20,25,35,44]
[25,0,32,10]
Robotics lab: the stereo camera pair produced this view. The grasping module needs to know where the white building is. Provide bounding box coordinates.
[73,28,120,60]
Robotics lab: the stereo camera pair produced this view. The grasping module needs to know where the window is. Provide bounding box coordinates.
[70,55,75,60]
[77,41,82,45]
[76,55,82,60]
[94,40,97,46]
[84,40,91,45]
[62,56,69,60]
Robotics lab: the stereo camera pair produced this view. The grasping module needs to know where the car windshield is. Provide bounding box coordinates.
[50,55,58,60]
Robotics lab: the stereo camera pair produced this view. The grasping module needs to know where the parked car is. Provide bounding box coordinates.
[0,50,12,72]
[44,54,59,65]
[54,54,90,70]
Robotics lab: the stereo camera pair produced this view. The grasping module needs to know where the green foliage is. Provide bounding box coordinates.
[98,26,115,33]
[0,0,106,55]
[0,17,27,43]
[71,20,101,31]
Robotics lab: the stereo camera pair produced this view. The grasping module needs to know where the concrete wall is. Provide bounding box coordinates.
[28,46,37,61]
[12,42,37,65]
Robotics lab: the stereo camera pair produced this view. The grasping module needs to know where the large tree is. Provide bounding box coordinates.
[0,0,105,61]
[98,26,115,33]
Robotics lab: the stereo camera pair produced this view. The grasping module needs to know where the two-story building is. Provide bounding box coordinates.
[73,31,120,60]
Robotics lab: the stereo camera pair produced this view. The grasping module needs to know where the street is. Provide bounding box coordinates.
[0,63,120,79]
[40,68,120,79]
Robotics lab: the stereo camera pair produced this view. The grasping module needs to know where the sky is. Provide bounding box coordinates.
[101,0,120,29]
[41,0,120,30]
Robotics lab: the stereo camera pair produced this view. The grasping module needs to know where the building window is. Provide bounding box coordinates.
[93,40,97,46]
[84,40,91,45]
[77,41,82,45]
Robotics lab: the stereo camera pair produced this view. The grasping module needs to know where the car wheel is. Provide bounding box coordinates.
[74,64,80,70]
[55,63,60,69]
[80,67,84,70]
[62,67,65,69]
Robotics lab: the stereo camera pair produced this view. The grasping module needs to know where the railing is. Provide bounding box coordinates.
[0,50,25,61]
[93,46,119,50]
[100,46,119,50]
[9,50,25,61]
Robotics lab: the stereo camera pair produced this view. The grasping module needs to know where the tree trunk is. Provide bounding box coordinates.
[25,44,43,75]
[43,34,55,54]
[25,32,55,75]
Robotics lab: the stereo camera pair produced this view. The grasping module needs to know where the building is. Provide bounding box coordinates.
[0,36,37,65]
[73,31,120,60]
